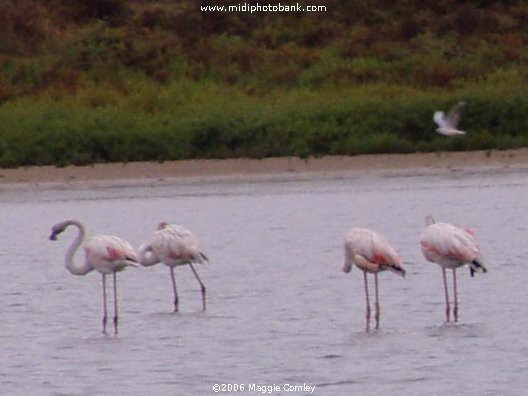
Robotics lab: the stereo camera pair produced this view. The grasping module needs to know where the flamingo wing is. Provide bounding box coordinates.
[152,225,207,263]
[356,230,401,265]
[344,228,404,274]
[86,235,139,264]
[421,223,479,263]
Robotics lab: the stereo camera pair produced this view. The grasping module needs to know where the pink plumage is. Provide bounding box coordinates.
[343,228,405,275]
[49,220,138,334]
[149,225,207,266]
[420,217,487,323]
[420,222,482,270]
[138,222,208,312]
[84,235,139,274]
[342,228,405,331]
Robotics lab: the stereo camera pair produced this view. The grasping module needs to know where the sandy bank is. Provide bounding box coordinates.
[1,149,527,188]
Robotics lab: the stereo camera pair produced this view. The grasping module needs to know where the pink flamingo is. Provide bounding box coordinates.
[420,216,487,323]
[342,228,406,330]
[138,222,208,312]
[49,220,139,334]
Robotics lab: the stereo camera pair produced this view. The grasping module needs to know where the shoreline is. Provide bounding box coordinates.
[1,149,528,188]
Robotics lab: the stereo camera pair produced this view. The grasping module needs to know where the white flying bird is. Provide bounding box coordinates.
[433,101,466,136]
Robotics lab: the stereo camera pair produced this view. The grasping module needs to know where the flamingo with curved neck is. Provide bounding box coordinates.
[50,220,93,275]
[139,222,208,312]
[49,219,139,334]
[138,243,159,268]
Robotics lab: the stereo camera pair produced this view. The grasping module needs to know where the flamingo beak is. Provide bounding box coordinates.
[49,232,57,241]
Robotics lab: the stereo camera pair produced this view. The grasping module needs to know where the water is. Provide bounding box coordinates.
[1,167,527,395]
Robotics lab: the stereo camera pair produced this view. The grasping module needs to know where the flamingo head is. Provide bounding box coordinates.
[425,215,435,226]
[49,221,68,240]
[342,261,353,273]
[157,221,169,230]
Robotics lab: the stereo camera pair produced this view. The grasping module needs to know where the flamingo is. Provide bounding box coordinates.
[342,228,406,330]
[420,216,487,323]
[138,222,208,312]
[433,101,467,136]
[49,220,139,334]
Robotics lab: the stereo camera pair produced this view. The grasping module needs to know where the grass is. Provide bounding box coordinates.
[0,76,527,167]
[1,0,528,167]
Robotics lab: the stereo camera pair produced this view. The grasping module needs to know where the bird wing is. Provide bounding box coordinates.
[345,228,403,268]
[153,225,207,263]
[445,101,466,128]
[421,223,479,262]
[433,111,449,128]
[86,235,139,264]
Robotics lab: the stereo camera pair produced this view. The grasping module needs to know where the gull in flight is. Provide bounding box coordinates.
[433,101,466,136]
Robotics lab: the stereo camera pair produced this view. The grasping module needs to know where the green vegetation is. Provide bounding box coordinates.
[1,0,528,166]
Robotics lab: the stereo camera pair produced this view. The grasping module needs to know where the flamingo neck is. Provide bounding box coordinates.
[64,220,93,276]
[138,244,159,267]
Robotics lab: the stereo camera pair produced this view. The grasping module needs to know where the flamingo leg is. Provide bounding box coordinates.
[189,263,206,311]
[102,274,108,334]
[113,272,119,335]
[442,267,450,323]
[170,267,179,312]
[363,271,371,331]
[452,268,458,323]
[374,272,380,330]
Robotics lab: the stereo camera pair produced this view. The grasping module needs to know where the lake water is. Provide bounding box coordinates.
[1,167,527,395]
